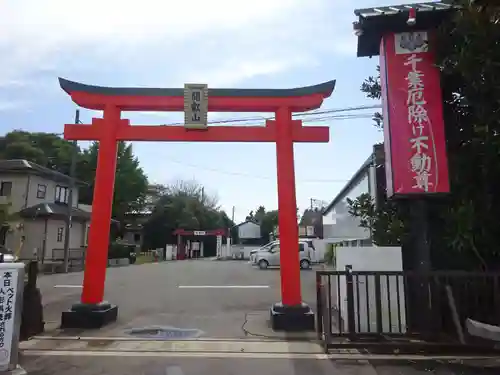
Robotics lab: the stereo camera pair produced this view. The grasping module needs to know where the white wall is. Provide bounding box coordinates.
[5,218,87,260]
[45,219,85,253]
[323,171,372,241]
[311,239,327,263]
[0,173,30,213]
[238,222,261,239]
[0,172,80,214]
[230,245,261,259]
[5,220,46,259]
[27,175,80,208]
[330,246,406,334]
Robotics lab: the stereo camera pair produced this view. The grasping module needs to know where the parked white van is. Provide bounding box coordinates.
[250,240,314,270]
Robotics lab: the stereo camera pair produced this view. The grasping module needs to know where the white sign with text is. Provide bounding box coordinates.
[0,263,24,371]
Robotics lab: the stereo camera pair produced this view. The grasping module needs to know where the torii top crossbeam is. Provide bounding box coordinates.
[60,78,335,143]
[59,78,335,112]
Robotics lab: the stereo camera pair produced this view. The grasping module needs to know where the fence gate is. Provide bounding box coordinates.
[316,267,500,354]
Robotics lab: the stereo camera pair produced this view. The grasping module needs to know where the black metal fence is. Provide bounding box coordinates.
[316,268,500,353]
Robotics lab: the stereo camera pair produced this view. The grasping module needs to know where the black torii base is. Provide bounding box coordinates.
[61,301,118,329]
[270,302,315,331]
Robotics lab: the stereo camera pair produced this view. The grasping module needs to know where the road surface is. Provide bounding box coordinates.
[19,260,499,374]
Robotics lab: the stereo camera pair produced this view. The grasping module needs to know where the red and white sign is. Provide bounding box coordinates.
[380,31,450,197]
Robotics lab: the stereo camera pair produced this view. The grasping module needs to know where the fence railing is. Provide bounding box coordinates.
[51,248,86,262]
[316,268,500,352]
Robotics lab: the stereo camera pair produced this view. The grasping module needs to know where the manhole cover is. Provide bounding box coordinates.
[125,326,204,340]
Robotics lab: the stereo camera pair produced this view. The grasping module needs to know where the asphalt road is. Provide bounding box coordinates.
[36,259,318,338]
[21,354,499,375]
[19,260,499,375]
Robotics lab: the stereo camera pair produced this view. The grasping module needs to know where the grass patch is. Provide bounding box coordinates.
[135,254,156,265]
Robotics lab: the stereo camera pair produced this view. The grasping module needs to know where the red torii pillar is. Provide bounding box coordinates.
[59,78,334,331]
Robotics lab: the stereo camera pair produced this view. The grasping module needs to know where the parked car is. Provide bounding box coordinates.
[249,239,315,258]
[0,245,17,263]
[250,241,313,270]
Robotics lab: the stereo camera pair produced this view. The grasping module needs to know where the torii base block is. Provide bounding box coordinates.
[61,302,118,329]
[270,302,315,331]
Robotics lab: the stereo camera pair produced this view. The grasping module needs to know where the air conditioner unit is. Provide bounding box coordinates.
[0,196,10,205]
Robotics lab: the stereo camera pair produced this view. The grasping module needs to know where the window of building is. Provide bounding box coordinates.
[0,181,12,197]
[36,184,47,199]
[134,233,141,243]
[57,227,64,242]
[55,185,69,204]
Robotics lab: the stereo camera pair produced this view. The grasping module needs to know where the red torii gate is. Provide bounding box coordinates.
[173,228,226,259]
[59,77,334,331]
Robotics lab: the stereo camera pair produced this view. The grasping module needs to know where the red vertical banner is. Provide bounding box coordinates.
[380,31,450,197]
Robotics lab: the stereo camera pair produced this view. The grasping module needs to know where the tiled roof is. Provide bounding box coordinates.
[0,159,86,186]
[354,2,454,19]
[18,203,120,223]
[235,220,260,227]
[18,203,91,220]
[354,2,458,57]
[59,77,336,99]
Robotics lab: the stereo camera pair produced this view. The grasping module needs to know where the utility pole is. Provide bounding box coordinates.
[226,206,235,258]
[63,109,79,273]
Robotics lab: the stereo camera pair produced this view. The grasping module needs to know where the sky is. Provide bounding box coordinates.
[0,0,419,223]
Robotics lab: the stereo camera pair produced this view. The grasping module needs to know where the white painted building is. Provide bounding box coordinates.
[322,145,384,246]
[0,159,90,260]
[235,220,261,240]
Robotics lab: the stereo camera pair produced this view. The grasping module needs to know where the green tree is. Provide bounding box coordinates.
[254,206,266,223]
[78,142,149,222]
[0,203,21,246]
[245,211,254,221]
[346,193,405,246]
[0,204,11,246]
[0,130,77,172]
[244,206,279,242]
[260,209,278,242]
[142,179,233,249]
[349,2,500,270]
[0,132,149,222]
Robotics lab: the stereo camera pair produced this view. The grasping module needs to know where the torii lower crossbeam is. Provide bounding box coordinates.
[64,122,328,143]
[59,78,334,332]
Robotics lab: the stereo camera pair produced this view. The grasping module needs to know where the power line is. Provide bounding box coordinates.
[52,114,375,139]
[161,157,349,184]
[52,113,376,139]
[161,104,381,126]
[51,104,380,136]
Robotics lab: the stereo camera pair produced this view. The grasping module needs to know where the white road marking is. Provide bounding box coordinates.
[20,350,500,361]
[177,285,269,289]
[53,285,82,288]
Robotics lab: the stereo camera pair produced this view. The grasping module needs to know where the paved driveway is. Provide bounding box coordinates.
[21,260,499,374]
[20,350,499,375]
[37,259,318,338]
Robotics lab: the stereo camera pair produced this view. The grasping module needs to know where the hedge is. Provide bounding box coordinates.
[108,243,135,259]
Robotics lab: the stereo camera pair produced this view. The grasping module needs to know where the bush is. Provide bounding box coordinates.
[108,243,134,259]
